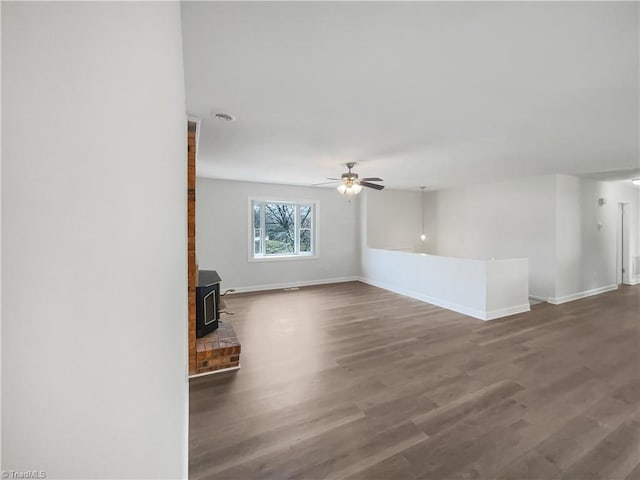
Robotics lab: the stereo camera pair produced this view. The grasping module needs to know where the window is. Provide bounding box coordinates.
[251,200,316,259]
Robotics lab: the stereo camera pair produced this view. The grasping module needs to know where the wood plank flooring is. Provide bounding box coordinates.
[189,282,640,480]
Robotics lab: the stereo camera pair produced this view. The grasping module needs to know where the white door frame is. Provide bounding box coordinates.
[617,202,631,285]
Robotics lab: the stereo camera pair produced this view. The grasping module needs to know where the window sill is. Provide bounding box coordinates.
[249,254,318,263]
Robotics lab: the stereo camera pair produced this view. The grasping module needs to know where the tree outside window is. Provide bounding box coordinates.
[252,201,315,258]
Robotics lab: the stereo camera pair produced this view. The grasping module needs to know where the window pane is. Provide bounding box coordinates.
[253,204,260,229]
[300,229,311,252]
[300,205,312,228]
[254,228,261,255]
[264,203,295,254]
[253,204,261,254]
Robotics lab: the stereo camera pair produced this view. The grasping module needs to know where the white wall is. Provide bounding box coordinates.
[423,175,557,299]
[485,258,530,315]
[416,174,639,303]
[196,178,360,291]
[0,2,3,469]
[361,187,530,321]
[2,3,187,478]
[361,249,530,320]
[366,188,425,252]
[554,175,640,301]
[362,249,487,317]
[198,173,638,311]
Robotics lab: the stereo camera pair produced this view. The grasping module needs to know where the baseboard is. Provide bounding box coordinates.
[627,276,640,286]
[547,284,618,305]
[357,276,490,320]
[485,304,531,321]
[189,365,240,379]
[230,276,360,294]
[528,295,547,303]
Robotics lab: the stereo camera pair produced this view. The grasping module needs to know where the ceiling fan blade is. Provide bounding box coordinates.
[360,181,385,191]
[360,177,383,182]
[326,177,340,180]
[312,180,340,186]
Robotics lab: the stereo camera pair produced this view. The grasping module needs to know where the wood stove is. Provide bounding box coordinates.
[196,270,221,338]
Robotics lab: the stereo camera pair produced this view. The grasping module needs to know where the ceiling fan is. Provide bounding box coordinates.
[313,162,385,195]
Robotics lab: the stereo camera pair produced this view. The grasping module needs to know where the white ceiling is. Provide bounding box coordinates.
[181,2,639,191]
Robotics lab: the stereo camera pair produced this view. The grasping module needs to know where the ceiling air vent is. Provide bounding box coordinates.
[213,112,235,122]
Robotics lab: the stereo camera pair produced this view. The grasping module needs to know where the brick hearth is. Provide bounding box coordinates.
[195,323,241,374]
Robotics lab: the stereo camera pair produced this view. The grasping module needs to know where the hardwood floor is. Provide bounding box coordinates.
[189,282,640,480]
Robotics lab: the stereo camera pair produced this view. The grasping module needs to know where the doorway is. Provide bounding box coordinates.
[616,202,630,285]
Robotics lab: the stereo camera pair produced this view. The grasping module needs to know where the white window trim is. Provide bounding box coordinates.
[247,197,319,262]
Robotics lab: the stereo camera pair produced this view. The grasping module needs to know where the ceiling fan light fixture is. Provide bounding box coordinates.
[632,178,640,186]
[326,162,383,195]
[337,182,362,195]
